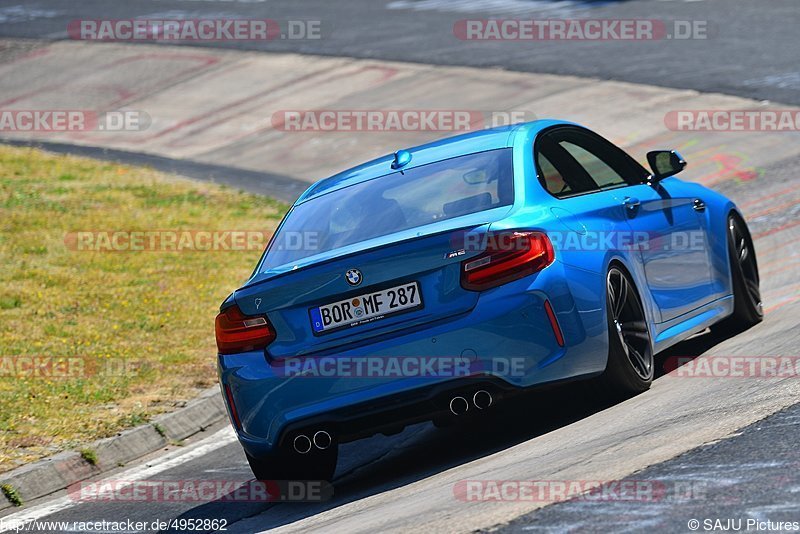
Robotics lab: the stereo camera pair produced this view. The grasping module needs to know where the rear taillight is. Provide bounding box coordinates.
[461,231,554,291]
[215,304,275,355]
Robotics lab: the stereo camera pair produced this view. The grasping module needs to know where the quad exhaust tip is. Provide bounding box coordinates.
[293,434,312,454]
[450,391,494,416]
[473,390,493,410]
[449,396,470,416]
[294,431,333,453]
[313,430,332,450]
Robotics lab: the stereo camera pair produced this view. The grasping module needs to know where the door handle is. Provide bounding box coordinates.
[693,198,706,212]
[623,197,640,210]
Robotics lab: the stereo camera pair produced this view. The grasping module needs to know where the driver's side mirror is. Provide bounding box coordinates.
[646,150,686,184]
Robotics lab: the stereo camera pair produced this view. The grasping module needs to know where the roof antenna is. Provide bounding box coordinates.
[391,149,412,171]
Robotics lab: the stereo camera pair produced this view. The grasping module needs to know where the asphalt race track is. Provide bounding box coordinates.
[1,0,799,105]
[500,402,800,532]
[1,0,799,532]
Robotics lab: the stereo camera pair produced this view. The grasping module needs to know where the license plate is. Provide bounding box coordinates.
[310,281,422,334]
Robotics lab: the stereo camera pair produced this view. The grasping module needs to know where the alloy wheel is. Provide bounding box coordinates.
[729,217,762,313]
[606,268,653,381]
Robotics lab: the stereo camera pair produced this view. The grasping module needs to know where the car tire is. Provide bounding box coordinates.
[594,265,654,398]
[246,445,338,482]
[711,213,763,336]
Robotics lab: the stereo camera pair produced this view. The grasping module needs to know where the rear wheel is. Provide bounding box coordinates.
[246,444,338,482]
[595,266,654,397]
[712,214,763,334]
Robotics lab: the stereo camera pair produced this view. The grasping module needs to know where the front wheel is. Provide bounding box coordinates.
[712,214,763,335]
[595,266,654,398]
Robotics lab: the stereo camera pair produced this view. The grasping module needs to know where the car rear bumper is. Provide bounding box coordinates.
[218,263,607,457]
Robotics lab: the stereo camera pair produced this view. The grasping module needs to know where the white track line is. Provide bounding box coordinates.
[0,427,237,531]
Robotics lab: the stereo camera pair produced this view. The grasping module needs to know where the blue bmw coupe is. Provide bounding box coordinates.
[216,120,762,481]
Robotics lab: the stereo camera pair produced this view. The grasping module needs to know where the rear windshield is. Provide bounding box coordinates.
[263,148,514,268]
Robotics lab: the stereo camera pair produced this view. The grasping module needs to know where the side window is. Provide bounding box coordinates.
[535,134,598,198]
[537,152,572,196]
[559,141,627,189]
[535,127,650,199]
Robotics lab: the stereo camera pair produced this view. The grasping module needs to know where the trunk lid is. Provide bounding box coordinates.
[234,214,501,358]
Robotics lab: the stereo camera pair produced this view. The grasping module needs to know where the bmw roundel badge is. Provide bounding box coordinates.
[345,268,362,286]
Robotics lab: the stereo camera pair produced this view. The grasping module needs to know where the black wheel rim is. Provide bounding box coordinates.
[607,268,653,380]
[729,218,762,312]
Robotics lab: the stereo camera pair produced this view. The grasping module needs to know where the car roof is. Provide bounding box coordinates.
[294,119,568,204]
